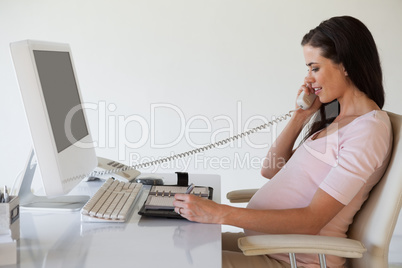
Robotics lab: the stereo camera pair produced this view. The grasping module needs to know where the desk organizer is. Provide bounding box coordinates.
[0,196,20,240]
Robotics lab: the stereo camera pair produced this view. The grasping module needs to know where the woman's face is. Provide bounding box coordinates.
[303,45,349,104]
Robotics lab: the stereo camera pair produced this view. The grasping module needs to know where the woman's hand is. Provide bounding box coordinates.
[294,81,321,120]
[173,194,223,224]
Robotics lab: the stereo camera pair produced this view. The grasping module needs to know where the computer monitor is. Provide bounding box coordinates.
[10,40,98,210]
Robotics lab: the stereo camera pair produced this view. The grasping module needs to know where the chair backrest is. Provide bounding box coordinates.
[348,111,402,268]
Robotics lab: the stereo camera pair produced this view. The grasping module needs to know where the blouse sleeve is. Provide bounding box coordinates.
[319,115,391,205]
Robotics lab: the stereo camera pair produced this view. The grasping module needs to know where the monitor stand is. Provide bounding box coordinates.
[17,149,89,211]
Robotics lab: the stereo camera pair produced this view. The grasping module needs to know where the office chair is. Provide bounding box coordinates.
[226,111,402,268]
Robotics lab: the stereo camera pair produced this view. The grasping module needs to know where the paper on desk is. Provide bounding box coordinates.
[0,230,17,266]
[0,228,9,236]
[0,230,13,243]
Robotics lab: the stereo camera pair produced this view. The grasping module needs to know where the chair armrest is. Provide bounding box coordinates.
[238,234,366,258]
[226,189,258,203]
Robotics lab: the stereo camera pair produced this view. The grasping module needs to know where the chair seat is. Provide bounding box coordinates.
[238,234,366,258]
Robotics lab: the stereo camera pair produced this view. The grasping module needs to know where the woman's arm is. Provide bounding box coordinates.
[174,188,344,235]
[261,87,321,179]
[261,112,308,179]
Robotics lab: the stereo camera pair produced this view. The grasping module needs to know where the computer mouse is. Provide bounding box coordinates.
[135,175,164,185]
[85,176,103,182]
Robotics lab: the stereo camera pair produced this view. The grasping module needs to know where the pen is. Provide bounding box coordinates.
[185,183,195,194]
[3,186,9,203]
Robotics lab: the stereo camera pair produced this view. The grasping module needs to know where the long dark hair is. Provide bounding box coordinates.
[301,16,384,140]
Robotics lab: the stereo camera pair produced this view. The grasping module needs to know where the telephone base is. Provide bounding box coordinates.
[96,157,141,182]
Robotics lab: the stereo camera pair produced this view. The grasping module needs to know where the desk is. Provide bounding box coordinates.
[9,173,222,268]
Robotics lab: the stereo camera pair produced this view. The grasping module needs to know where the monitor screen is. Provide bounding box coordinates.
[33,50,88,153]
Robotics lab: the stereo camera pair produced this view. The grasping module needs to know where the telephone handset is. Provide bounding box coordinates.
[89,94,317,182]
[296,91,317,110]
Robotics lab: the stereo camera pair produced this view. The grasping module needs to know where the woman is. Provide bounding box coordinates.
[173,16,392,268]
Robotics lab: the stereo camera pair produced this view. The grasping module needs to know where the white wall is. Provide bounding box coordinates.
[1,0,401,262]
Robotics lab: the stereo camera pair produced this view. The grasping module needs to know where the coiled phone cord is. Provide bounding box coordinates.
[130,109,298,170]
[68,108,298,183]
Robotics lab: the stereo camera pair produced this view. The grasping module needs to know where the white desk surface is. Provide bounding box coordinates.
[10,173,222,268]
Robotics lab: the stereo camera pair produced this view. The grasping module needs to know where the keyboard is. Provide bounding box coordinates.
[81,178,143,222]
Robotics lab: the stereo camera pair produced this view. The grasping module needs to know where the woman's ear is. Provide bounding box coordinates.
[338,63,348,76]
[341,64,348,76]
